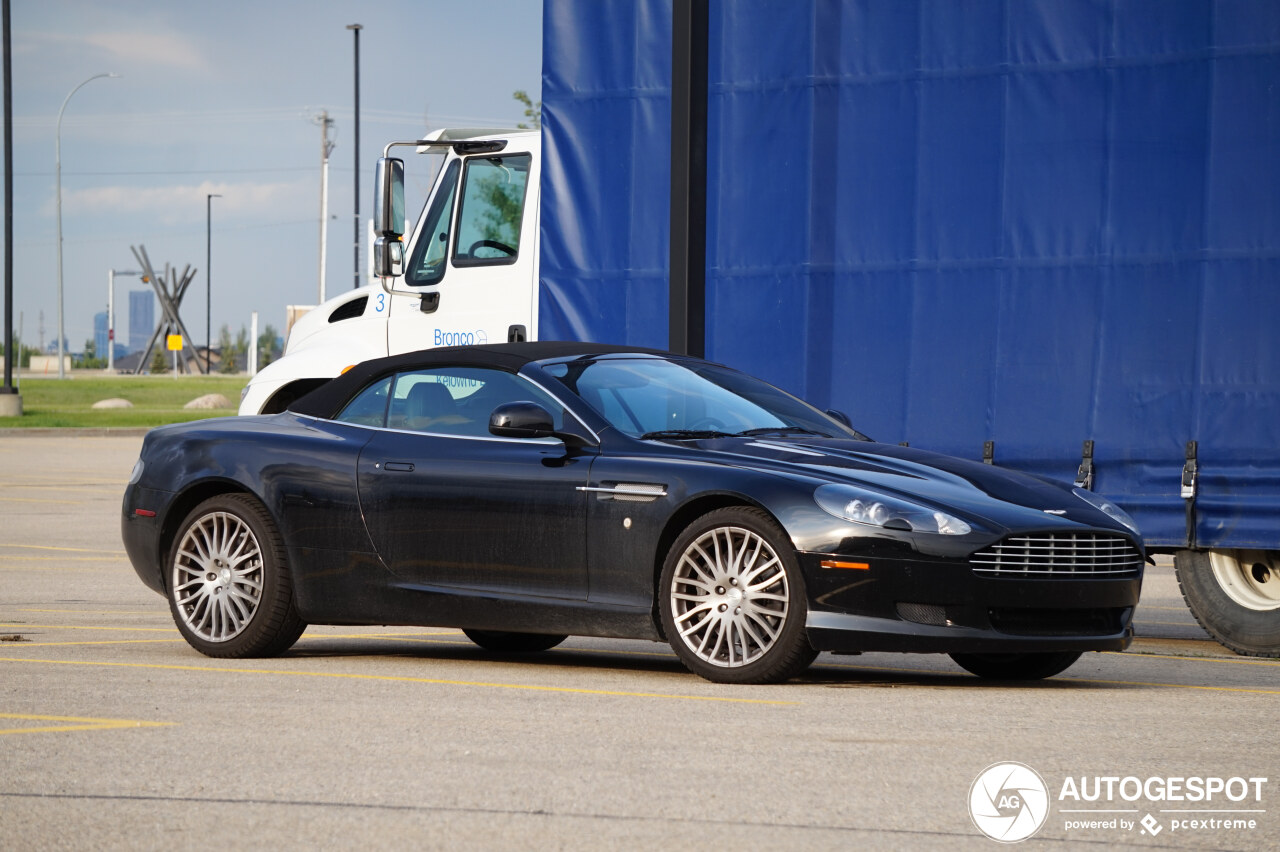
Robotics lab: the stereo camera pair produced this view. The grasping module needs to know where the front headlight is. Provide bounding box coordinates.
[1073,487,1141,535]
[815,484,972,536]
[128,458,144,485]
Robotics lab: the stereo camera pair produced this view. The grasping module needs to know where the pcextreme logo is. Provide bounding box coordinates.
[969,763,1271,843]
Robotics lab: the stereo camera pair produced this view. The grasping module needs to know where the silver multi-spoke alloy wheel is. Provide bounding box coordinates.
[167,494,305,658]
[670,524,789,667]
[172,510,264,642]
[660,507,817,683]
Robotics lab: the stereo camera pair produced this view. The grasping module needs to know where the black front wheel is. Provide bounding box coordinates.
[660,507,817,684]
[949,651,1082,680]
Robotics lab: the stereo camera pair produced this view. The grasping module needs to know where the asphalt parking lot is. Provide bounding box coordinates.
[1,434,1277,850]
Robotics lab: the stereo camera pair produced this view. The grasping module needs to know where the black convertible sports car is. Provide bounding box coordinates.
[122,342,1144,684]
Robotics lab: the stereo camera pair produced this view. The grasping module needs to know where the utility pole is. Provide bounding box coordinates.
[313,110,336,303]
[1,0,19,415]
[347,23,362,290]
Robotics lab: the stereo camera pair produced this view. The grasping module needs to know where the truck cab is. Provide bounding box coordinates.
[240,129,540,415]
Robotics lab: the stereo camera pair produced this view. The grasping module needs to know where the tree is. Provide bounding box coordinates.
[217,325,239,374]
[76,338,106,369]
[513,90,541,129]
[257,324,282,370]
[150,348,168,374]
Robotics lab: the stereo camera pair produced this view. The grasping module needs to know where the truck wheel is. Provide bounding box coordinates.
[1175,550,1280,657]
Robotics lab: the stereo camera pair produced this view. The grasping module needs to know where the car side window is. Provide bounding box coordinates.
[385,366,565,437]
[334,376,392,427]
[452,154,531,267]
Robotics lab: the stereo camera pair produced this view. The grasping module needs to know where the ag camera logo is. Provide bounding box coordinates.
[969,762,1050,843]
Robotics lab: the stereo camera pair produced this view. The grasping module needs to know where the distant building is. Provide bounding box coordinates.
[94,311,108,356]
[129,290,154,353]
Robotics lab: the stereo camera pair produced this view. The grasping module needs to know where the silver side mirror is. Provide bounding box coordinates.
[374,236,404,278]
[374,157,405,238]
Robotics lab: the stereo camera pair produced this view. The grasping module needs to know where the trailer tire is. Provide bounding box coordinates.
[1174,549,1280,658]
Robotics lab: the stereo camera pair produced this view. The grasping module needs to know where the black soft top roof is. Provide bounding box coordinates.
[288,340,674,419]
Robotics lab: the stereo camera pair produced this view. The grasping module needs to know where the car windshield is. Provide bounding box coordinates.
[543,357,857,439]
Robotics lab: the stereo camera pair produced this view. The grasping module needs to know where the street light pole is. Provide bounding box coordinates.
[206,193,220,375]
[56,71,118,379]
[347,23,362,290]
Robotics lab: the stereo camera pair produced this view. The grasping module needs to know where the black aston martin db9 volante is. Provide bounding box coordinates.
[123,342,1144,684]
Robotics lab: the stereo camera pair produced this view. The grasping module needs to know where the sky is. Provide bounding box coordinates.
[3,0,543,356]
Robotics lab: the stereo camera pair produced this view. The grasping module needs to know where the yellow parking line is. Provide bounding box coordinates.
[0,623,175,633]
[810,660,1280,695]
[0,497,84,504]
[0,657,797,706]
[2,544,128,555]
[17,609,166,616]
[4,639,185,648]
[1109,650,1280,668]
[0,713,172,736]
[0,556,128,562]
[1135,620,1201,628]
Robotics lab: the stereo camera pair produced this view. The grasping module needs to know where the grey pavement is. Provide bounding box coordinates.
[0,434,1276,850]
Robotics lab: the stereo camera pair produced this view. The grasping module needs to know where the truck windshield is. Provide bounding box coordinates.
[405,159,460,286]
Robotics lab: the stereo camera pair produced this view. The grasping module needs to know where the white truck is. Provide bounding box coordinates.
[239,128,541,415]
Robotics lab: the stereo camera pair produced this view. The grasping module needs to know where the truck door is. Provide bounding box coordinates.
[388,149,538,354]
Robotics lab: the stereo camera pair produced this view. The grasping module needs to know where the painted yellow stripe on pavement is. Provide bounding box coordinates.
[0,623,175,633]
[18,609,165,616]
[0,556,128,562]
[0,713,172,736]
[0,657,797,705]
[2,544,128,555]
[1109,650,1280,668]
[0,497,84,504]
[812,660,1280,695]
[3,639,185,648]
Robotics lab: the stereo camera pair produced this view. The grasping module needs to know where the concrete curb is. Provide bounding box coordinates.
[0,427,153,437]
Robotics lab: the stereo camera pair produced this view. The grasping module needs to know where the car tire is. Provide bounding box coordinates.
[462,630,567,653]
[660,506,817,684]
[167,493,306,658]
[1175,549,1280,657]
[948,651,1082,680]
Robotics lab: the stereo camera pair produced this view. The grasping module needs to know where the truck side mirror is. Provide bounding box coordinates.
[374,236,404,278]
[374,157,405,238]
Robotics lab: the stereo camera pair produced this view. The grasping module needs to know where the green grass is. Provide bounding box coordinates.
[0,374,250,428]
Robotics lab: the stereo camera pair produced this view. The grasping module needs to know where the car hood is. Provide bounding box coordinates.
[685,435,1127,536]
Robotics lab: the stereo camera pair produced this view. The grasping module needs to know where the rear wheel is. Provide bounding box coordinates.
[462,630,567,653]
[167,494,305,658]
[660,507,817,684]
[949,651,1082,680]
[1175,549,1280,657]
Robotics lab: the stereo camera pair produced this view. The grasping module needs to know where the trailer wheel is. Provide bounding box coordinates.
[1175,549,1280,657]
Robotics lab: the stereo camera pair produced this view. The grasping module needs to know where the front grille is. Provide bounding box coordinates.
[989,606,1131,637]
[971,532,1142,578]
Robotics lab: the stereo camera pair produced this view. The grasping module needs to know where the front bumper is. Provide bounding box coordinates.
[800,551,1141,654]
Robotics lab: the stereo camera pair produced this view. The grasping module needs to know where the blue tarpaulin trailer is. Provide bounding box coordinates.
[537,0,1280,655]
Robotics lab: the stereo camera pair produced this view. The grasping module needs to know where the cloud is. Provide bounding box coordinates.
[55,179,314,225]
[24,28,210,73]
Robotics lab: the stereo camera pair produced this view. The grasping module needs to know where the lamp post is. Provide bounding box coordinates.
[347,23,362,290]
[56,72,118,379]
[106,268,139,372]
[206,193,220,375]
